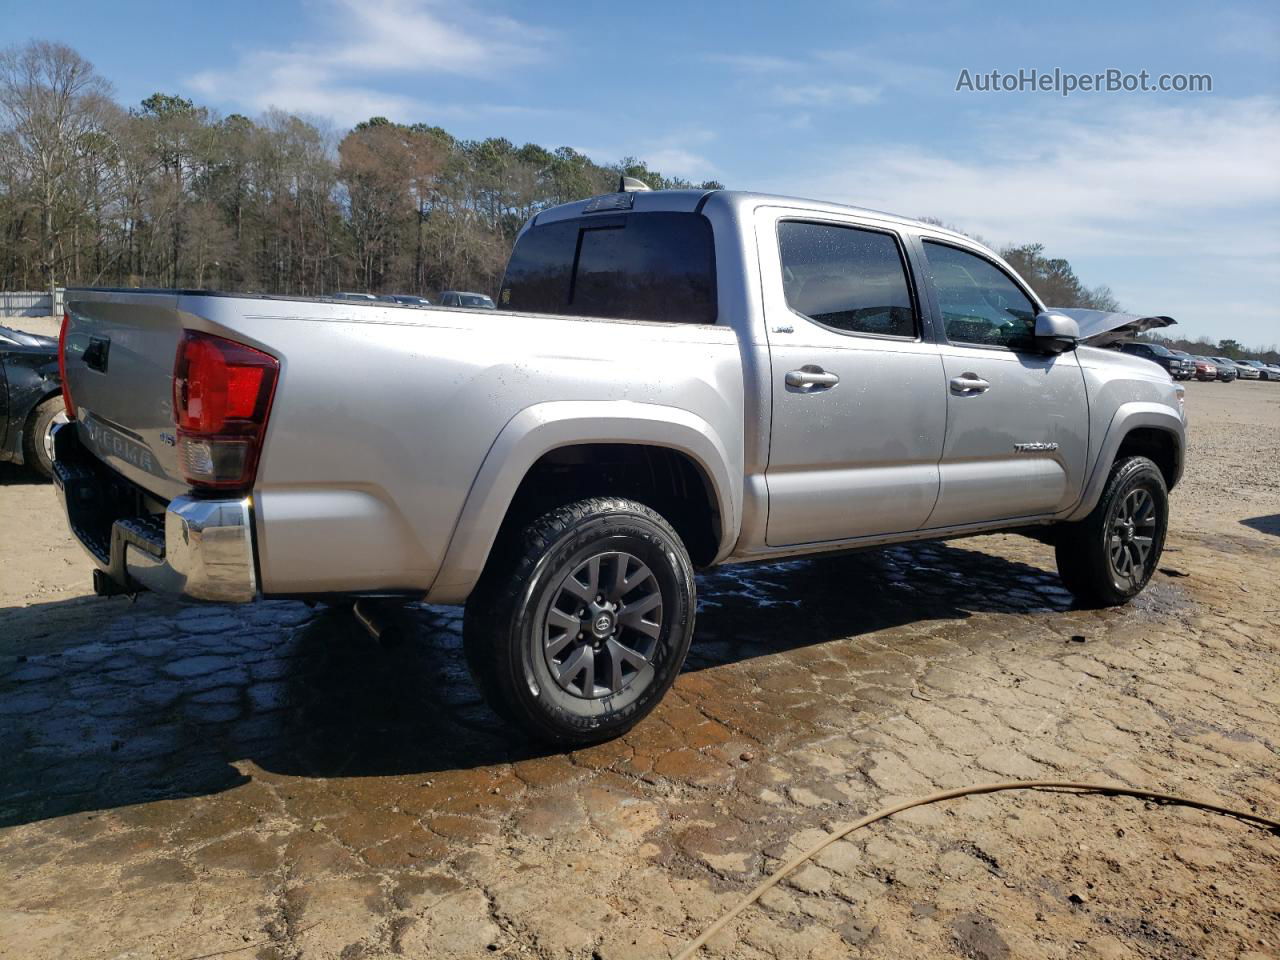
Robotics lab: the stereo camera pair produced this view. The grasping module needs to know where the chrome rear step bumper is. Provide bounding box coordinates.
[52,423,258,603]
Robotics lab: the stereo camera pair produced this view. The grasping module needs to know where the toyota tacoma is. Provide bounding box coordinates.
[53,185,1186,743]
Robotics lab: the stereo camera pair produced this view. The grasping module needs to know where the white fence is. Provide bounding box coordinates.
[0,289,65,318]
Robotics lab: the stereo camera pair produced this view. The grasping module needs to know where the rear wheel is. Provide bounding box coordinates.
[1055,455,1168,607]
[23,396,67,479]
[463,497,695,744]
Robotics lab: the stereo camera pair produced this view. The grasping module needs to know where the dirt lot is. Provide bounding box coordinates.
[1,379,1277,960]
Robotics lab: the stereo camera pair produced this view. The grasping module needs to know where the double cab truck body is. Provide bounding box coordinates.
[54,187,1186,741]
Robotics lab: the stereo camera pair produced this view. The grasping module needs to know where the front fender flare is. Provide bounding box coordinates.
[1064,402,1185,522]
[426,400,741,604]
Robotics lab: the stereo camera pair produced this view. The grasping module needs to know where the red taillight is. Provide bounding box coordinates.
[172,331,278,491]
[58,311,76,419]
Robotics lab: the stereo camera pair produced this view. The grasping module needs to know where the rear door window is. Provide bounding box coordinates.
[500,212,717,324]
[776,221,917,338]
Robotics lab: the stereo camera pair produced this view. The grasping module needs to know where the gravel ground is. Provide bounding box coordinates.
[0,378,1277,960]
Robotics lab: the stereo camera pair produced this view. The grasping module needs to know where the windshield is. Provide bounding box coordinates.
[461,295,495,308]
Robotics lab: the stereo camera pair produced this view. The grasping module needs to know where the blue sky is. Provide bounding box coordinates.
[9,0,1280,344]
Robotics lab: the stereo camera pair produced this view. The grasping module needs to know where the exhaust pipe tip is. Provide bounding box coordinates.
[352,598,408,647]
[352,598,384,641]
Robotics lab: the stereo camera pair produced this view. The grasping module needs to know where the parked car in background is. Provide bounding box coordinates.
[0,323,64,479]
[379,294,433,307]
[1215,356,1259,380]
[329,292,379,302]
[1185,355,1220,381]
[1240,360,1279,382]
[439,291,496,309]
[53,186,1187,743]
[1116,341,1193,379]
[1197,356,1238,381]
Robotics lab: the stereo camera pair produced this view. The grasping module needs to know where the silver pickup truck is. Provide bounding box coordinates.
[53,186,1186,743]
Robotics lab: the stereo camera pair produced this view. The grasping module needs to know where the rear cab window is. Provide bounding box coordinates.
[499,212,717,324]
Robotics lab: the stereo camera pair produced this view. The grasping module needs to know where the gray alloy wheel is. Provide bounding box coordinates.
[1055,455,1167,608]
[1106,486,1158,590]
[462,496,696,744]
[542,550,663,699]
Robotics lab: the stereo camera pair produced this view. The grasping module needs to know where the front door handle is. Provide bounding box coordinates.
[786,365,840,389]
[949,373,991,395]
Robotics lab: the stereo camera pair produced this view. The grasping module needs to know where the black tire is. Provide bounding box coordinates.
[1055,455,1168,607]
[23,395,66,480]
[463,497,696,745]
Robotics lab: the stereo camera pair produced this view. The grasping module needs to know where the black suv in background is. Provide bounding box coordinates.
[1117,341,1193,379]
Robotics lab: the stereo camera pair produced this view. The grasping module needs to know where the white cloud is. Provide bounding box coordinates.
[786,98,1280,252]
[186,0,552,125]
[762,97,1280,341]
[642,146,718,181]
[771,83,880,106]
[709,47,945,110]
[574,129,720,183]
[1215,9,1280,58]
[703,53,796,74]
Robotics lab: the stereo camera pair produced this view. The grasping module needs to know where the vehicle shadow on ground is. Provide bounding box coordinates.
[0,539,1079,828]
[1240,514,1280,537]
[0,461,47,487]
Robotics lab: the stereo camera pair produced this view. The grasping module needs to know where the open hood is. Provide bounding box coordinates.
[1047,308,1177,347]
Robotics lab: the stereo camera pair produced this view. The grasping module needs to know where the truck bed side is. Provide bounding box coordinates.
[62,290,746,597]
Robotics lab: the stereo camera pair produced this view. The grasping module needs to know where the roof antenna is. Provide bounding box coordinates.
[619,176,652,193]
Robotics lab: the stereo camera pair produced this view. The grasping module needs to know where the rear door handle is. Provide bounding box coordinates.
[949,374,991,395]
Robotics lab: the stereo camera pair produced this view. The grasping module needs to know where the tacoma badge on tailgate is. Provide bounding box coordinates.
[83,414,160,476]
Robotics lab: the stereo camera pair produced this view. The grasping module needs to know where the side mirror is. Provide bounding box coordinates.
[1034,312,1080,354]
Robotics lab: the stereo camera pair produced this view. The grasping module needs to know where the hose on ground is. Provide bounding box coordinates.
[672,779,1280,960]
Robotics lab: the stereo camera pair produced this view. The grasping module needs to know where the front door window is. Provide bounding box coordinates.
[923,242,1037,349]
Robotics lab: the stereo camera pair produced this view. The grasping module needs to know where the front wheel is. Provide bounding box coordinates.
[1055,456,1168,607]
[463,497,696,745]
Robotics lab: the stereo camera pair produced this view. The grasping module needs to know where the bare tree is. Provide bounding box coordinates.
[0,40,113,303]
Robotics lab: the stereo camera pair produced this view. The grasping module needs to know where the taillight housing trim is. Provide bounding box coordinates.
[172,330,279,492]
[58,310,76,419]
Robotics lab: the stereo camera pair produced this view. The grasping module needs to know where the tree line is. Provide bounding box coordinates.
[0,40,719,301]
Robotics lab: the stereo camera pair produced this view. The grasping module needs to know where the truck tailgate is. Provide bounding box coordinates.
[62,291,191,500]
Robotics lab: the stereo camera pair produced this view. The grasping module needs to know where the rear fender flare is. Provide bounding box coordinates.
[426,400,740,604]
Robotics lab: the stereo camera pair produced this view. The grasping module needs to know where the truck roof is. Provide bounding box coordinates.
[530,188,972,243]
